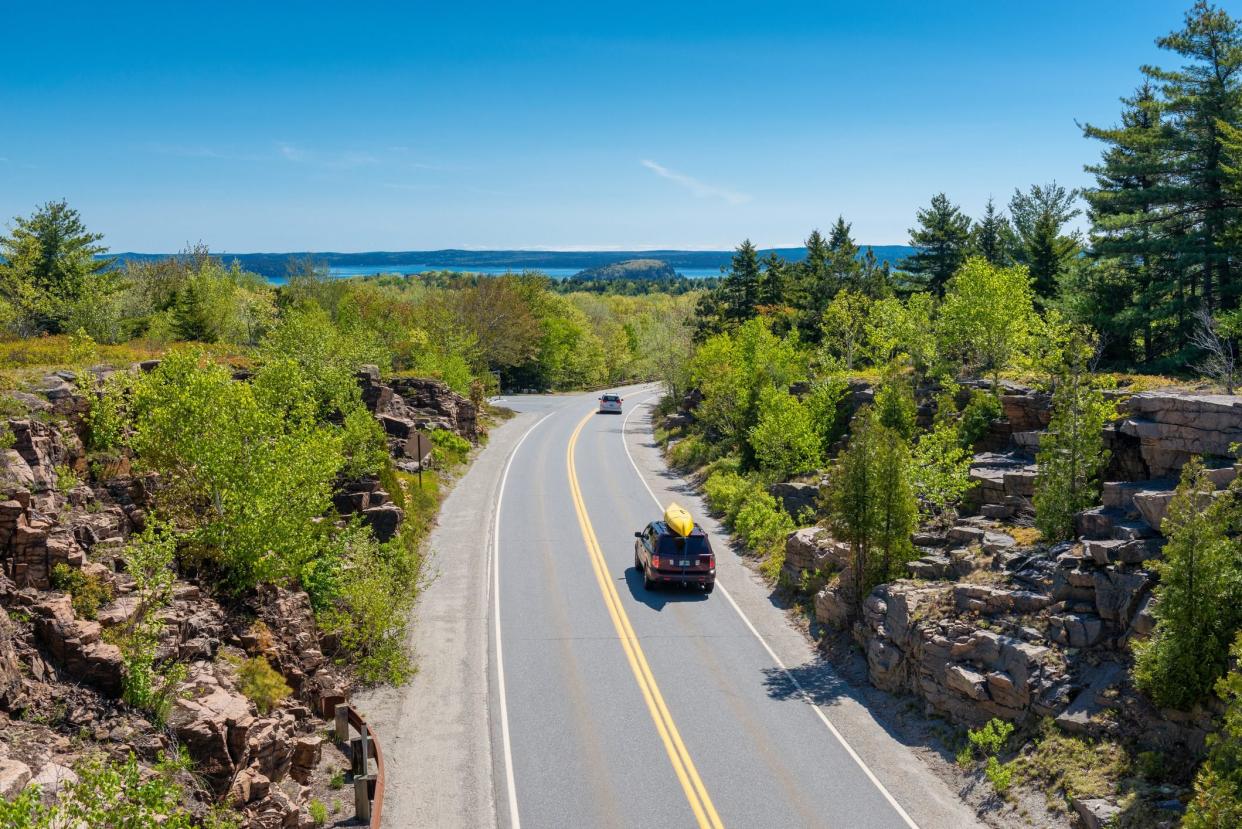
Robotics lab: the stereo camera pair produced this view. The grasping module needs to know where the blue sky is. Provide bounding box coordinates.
[0,1,1208,252]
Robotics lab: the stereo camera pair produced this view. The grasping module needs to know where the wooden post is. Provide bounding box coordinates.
[350,735,369,777]
[334,704,349,743]
[354,774,373,822]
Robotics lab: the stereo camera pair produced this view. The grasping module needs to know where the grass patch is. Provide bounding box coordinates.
[1011,719,1130,811]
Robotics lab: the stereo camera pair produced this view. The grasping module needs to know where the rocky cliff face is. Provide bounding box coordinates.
[0,363,463,825]
[773,384,1238,770]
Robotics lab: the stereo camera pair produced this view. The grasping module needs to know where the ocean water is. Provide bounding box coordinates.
[321,264,723,280]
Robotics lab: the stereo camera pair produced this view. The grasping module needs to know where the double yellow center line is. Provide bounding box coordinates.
[566,409,724,829]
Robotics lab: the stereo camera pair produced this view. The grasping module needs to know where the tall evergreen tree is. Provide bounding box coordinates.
[1145,1,1242,313]
[827,215,863,294]
[720,239,762,323]
[0,200,113,334]
[969,197,1016,266]
[1082,83,1184,366]
[899,193,972,296]
[1009,182,1082,302]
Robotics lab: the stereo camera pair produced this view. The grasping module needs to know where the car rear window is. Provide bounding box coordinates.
[657,535,710,555]
[602,394,620,401]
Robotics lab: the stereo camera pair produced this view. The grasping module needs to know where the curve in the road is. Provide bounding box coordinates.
[567,408,725,829]
[620,396,920,829]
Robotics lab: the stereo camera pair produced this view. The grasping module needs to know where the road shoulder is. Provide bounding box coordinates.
[355,411,537,829]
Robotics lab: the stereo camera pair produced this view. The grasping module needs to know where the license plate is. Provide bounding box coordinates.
[679,560,690,567]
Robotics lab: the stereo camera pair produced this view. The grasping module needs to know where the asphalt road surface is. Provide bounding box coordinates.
[485,385,981,829]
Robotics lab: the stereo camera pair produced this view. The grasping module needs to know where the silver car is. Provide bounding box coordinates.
[598,393,623,414]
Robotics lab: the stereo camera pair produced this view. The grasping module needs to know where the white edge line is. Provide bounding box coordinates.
[621,393,921,829]
[492,410,554,829]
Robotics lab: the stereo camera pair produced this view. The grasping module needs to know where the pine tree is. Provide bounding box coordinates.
[1081,83,1186,367]
[827,216,862,293]
[1144,1,1242,313]
[970,197,1016,266]
[1009,182,1082,302]
[720,239,762,323]
[1033,337,1116,541]
[0,199,113,334]
[900,193,972,296]
[828,407,916,615]
[1133,457,1242,709]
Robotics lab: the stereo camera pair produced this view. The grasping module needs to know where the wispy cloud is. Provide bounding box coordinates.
[277,142,379,169]
[640,159,749,205]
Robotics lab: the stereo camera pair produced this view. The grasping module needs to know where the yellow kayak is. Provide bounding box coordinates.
[664,502,694,537]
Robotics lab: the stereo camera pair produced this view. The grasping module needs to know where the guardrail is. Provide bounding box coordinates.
[333,702,386,827]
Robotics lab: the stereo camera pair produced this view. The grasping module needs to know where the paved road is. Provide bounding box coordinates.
[486,386,983,829]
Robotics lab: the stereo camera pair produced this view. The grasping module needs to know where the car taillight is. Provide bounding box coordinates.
[652,556,661,569]
[706,555,715,569]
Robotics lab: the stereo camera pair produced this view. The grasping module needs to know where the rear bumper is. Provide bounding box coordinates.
[650,571,715,587]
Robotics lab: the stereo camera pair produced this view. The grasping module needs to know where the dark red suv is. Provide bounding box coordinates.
[633,522,716,593]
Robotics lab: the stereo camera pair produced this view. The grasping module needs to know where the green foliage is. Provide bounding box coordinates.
[0,751,236,829]
[227,654,292,715]
[123,349,349,595]
[937,257,1036,387]
[826,407,917,611]
[1133,458,1242,709]
[1034,338,1116,541]
[819,290,871,370]
[702,469,793,577]
[690,318,807,455]
[899,193,972,297]
[985,756,1014,794]
[804,376,850,459]
[51,562,113,620]
[703,470,751,519]
[910,417,974,523]
[863,293,937,373]
[1184,633,1242,828]
[968,718,1015,758]
[429,428,472,467]
[748,387,822,478]
[316,521,424,684]
[0,200,113,336]
[957,389,1003,449]
[111,520,185,723]
[309,799,328,827]
[873,378,917,440]
[85,372,130,452]
[53,463,79,494]
[666,433,715,470]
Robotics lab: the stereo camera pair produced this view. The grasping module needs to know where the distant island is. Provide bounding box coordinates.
[573,258,679,280]
[105,245,916,280]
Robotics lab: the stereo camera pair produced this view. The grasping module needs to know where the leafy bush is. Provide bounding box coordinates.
[968,718,1014,758]
[957,389,1002,449]
[227,654,291,715]
[703,470,750,519]
[910,418,973,523]
[110,520,184,723]
[873,378,917,441]
[309,799,329,827]
[667,433,716,470]
[53,463,79,494]
[50,562,113,620]
[748,387,822,478]
[0,751,240,829]
[430,428,472,467]
[733,489,795,555]
[985,756,1013,794]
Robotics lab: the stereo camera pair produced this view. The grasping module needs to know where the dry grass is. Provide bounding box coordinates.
[1007,526,1043,546]
[1011,719,1130,811]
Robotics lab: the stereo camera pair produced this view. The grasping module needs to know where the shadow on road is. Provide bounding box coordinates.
[622,566,709,611]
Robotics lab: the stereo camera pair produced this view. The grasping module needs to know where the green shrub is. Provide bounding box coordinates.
[874,378,917,441]
[957,389,1002,449]
[985,756,1013,794]
[430,428,472,467]
[227,654,292,714]
[0,422,13,451]
[968,718,1014,758]
[667,433,714,470]
[1185,635,1242,826]
[733,490,795,555]
[748,387,822,478]
[0,752,238,829]
[309,799,328,826]
[50,562,113,620]
[703,470,749,520]
[53,463,79,494]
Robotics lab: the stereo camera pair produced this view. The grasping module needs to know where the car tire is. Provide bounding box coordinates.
[703,582,715,594]
[643,568,655,591]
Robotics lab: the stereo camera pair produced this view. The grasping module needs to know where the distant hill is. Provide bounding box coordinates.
[106,245,916,280]
[573,258,678,280]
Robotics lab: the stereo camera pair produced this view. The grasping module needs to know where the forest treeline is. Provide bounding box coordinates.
[693,1,1242,376]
